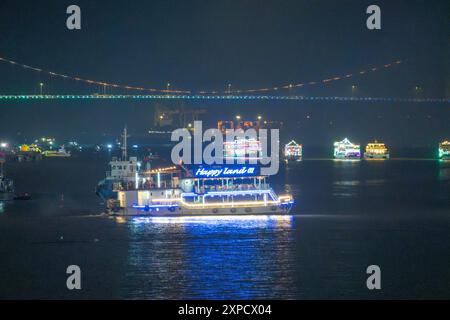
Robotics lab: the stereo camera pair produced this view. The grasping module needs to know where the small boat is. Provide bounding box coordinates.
[364,141,390,159]
[13,193,31,201]
[439,141,450,160]
[43,146,71,157]
[333,138,361,160]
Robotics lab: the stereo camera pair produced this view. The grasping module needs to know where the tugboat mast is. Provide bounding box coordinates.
[121,126,129,160]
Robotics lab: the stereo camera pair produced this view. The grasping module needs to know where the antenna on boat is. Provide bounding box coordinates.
[121,125,129,160]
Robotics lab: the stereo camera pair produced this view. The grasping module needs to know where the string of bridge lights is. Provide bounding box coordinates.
[0,54,404,95]
[0,94,448,103]
[201,60,404,94]
[0,55,190,94]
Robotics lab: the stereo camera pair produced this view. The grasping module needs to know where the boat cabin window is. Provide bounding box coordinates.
[192,177,267,194]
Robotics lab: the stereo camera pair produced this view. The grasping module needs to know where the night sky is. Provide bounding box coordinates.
[0,0,448,146]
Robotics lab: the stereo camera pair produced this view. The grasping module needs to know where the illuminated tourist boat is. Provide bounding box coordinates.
[439,140,450,160]
[333,138,360,160]
[364,141,390,159]
[96,127,141,200]
[107,164,294,216]
[284,140,302,162]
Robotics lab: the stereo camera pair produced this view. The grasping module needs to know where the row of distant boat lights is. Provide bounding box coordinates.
[283,138,450,160]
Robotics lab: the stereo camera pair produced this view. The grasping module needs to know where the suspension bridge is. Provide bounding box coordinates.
[0,55,449,104]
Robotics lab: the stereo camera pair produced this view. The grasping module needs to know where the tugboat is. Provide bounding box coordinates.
[439,140,450,160]
[333,138,361,160]
[43,145,71,157]
[364,141,390,159]
[284,140,302,162]
[107,164,294,216]
[96,127,141,201]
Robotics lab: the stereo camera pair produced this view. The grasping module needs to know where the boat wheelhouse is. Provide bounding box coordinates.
[439,140,450,160]
[109,164,294,216]
[333,138,361,160]
[284,140,302,162]
[364,141,390,159]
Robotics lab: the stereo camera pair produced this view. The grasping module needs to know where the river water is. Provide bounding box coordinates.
[0,154,449,299]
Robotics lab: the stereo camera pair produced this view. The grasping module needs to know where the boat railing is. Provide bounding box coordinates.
[195,183,270,193]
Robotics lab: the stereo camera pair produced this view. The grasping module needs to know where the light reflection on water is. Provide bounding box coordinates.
[438,162,450,181]
[121,215,296,299]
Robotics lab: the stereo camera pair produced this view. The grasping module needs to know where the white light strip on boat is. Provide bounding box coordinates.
[148,194,293,208]
[132,215,293,224]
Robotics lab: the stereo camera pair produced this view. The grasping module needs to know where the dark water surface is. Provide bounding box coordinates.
[0,155,449,299]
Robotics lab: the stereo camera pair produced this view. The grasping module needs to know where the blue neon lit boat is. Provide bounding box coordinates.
[333,138,361,160]
[107,164,294,216]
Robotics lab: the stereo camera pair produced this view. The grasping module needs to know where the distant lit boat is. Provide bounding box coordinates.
[17,144,42,161]
[439,140,450,160]
[284,140,302,162]
[333,138,360,160]
[108,164,294,216]
[96,127,141,200]
[43,146,71,157]
[364,141,390,159]
[224,137,262,161]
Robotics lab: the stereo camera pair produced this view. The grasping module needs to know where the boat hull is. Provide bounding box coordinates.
[96,179,119,200]
[109,204,292,216]
[334,156,360,160]
[364,152,390,159]
[44,154,71,157]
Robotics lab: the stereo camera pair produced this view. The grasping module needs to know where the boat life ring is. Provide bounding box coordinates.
[230,208,237,213]
[212,208,219,214]
[168,206,176,212]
